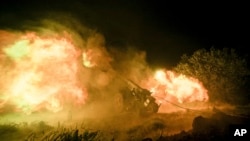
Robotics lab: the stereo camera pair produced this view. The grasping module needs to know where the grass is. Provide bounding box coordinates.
[0,110,208,141]
[1,105,248,141]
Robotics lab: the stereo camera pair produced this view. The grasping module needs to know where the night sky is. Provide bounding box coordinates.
[1,0,249,68]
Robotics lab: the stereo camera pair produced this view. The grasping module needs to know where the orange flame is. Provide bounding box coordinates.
[0,31,87,114]
[82,49,97,68]
[1,29,209,115]
[143,70,208,104]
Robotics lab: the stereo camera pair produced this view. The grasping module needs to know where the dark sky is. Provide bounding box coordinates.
[0,0,249,68]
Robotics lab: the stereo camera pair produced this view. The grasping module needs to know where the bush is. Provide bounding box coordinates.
[174,47,250,104]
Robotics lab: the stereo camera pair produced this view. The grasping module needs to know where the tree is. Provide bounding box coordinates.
[174,47,250,104]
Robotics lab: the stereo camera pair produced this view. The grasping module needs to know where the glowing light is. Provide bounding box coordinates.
[155,70,167,84]
[143,69,208,104]
[3,40,30,60]
[82,50,96,68]
[0,31,87,114]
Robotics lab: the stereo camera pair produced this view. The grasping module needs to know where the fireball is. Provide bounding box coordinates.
[143,69,208,104]
[0,28,209,115]
[0,31,87,114]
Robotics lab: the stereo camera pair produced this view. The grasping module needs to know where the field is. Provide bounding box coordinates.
[1,102,249,141]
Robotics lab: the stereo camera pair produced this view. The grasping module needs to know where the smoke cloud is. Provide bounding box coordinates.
[0,13,208,125]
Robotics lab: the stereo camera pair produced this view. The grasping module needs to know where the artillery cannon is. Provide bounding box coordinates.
[114,78,160,115]
[82,67,159,115]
